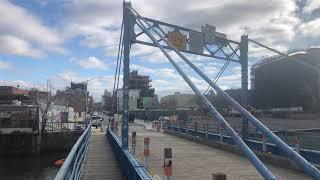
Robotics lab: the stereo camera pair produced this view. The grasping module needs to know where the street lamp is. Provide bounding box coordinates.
[83,77,103,118]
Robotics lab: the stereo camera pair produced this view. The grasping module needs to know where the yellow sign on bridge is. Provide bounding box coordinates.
[167,31,187,51]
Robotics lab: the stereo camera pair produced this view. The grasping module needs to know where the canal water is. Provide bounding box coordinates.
[0,152,67,180]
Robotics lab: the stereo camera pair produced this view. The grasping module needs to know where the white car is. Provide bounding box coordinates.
[91,115,103,127]
[158,116,170,128]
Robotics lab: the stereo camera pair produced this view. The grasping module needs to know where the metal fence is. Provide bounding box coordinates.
[41,121,86,132]
[249,129,320,151]
[168,117,320,152]
[54,122,91,180]
[107,124,152,180]
[166,123,320,165]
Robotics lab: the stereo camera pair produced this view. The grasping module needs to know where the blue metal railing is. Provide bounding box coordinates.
[107,127,153,180]
[54,122,91,180]
[167,124,320,165]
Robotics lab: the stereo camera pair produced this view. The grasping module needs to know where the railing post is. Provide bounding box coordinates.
[163,148,172,180]
[185,121,188,135]
[206,123,208,142]
[132,132,136,155]
[144,138,150,171]
[195,122,198,137]
[219,124,224,143]
[262,134,267,153]
[294,135,301,154]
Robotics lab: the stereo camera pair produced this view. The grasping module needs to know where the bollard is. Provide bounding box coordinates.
[132,132,136,155]
[157,122,160,132]
[212,173,226,180]
[144,138,150,171]
[163,148,172,180]
[294,136,301,154]
[100,124,104,132]
[100,119,104,132]
[262,134,267,153]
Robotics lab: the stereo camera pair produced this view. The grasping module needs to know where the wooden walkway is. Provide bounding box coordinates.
[81,128,124,180]
[129,123,311,180]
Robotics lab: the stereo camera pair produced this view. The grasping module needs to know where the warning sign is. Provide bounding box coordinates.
[167,31,187,51]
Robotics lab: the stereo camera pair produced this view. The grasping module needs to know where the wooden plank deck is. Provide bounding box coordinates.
[81,128,124,180]
[129,123,311,180]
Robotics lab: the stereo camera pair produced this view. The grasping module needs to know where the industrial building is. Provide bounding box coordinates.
[251,48,320,112]
[161,92,198,109]
[129,70,154,97]
[116,70,158,111]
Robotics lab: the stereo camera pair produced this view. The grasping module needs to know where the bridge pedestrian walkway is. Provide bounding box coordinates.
[130,122,311,180]
[81,127,124,180]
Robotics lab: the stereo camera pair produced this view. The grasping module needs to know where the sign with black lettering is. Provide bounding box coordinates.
[167,31,187,50]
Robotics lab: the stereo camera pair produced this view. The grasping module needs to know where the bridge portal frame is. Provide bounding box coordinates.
[121,2,249,149]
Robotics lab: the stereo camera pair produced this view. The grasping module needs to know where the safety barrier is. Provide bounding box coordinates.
[54,122,91,180]
[167,125,320,165]
[107,128,153,180]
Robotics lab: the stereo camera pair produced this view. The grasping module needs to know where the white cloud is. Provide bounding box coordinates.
[62,1,122,48]
[0,0,66,57]
[0,35,45,58]
[77,57,108,70]
[0,60,13,70]
[299,18,320,37]
[62,0,310,59]
[304,0,320,13]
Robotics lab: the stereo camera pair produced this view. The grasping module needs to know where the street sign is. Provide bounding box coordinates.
[201,24,216,45]
[189,31,204,54]
[201,24,227,46]
[215,31,227,39]
[167,31,187,50]
[214,31,227,47]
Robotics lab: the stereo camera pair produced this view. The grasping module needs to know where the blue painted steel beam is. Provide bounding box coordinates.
[129,7,320,179]
[142,16,240,45]
[240,35,249,139]
[132,40,240,63]
[121,2,135,149]
[126,4,276,180]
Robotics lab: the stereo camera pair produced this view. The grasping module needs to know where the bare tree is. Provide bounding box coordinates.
[30,81,60,134]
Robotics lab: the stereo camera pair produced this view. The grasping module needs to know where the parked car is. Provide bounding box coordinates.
[158,116,170,128]
[159,116,170,122]
[91,115,103,127]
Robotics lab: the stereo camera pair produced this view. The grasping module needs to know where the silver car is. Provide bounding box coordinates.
[91,115,103,127]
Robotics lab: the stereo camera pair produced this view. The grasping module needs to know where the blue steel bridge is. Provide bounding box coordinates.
[53,2,320,180]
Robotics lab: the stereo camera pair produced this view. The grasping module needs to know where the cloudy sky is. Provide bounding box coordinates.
[0,0,319,101]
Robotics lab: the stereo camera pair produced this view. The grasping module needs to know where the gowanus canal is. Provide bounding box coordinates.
[0,152,67,180]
